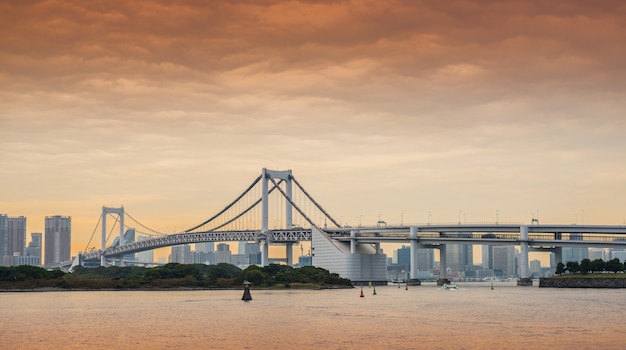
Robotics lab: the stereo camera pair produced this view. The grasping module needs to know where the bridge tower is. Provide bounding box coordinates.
[261,168,293,266]
[101,206,125,267]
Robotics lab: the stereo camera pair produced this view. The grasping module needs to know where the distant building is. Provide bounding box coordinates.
[110,228,136,264]
[0,215,7,265]
[492,246,516,277]
[170,244,192,264]
[44,215,71,266]
[215,243,231,264]
[136,235,154,264]
[24,232,42,266]
[7,216,26,257]
[298,255,312,267]
[529,259,542,277]
[445,242,473,276]
[196,242,214,253]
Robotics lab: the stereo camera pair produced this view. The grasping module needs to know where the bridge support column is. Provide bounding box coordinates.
[261,241,269,267]
[408,226,421,285]
[119,207,125,267]
[518,225,532,286]
[101,206,125,267]
[438,244,448,285]
[350,230,357,254]
[409,227,417,279]
[286,242,293,266]
[261,169,269,233]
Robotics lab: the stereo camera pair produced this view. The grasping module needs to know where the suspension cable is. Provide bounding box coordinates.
[184,174,262,232]
[124,211,169,236]
[83,215,102,253]
[290,175,341,227]
[105,214,119,246]
[268,177,320,229]
[207,179,285,232]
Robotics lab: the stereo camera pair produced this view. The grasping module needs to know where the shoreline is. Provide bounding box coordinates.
[539,275,626,288]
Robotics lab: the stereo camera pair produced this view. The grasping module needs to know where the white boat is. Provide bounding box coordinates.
[440,283,459,290]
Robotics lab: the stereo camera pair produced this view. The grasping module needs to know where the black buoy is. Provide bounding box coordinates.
[242,280,252,301]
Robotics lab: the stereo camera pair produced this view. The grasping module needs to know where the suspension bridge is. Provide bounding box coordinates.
[64,168,626,285]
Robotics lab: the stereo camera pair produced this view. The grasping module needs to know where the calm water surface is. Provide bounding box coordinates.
[1,282,624,349]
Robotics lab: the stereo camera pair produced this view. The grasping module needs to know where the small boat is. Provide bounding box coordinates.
[440,283,459,291]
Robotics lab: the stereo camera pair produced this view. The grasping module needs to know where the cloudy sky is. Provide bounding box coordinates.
[2,0,626,257]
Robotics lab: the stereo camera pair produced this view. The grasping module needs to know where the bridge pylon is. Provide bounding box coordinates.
[102,206,125,267]
[261,168,293,266]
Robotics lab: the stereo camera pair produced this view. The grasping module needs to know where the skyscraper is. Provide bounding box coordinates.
[491,246,516,277]
[44,215,71,266]
[8,216,27,256]
[0,214,8,265]
[445,243,473,276]
[25,232,42,266]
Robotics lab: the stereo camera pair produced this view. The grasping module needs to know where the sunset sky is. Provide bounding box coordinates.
[2,1,626,260]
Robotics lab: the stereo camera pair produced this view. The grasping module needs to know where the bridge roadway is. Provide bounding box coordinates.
[80,223,626,262]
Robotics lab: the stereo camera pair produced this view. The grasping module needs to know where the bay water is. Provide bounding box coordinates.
[1,282,624,349]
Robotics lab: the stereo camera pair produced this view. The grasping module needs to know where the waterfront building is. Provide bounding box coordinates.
[562,233,589,263]
[609,249,626,262]
[44,215,71,266]
[588,248,606,261]
[311,227,387,285]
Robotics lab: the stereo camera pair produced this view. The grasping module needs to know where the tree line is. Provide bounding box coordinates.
[555,258,625,275]
[0,263,353,290]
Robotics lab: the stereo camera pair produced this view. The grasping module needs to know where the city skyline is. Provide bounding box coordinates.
[2,1,626,258]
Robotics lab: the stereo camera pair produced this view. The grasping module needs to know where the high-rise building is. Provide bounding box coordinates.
[44,215,71,266]
[136,235,154,264]
[529,259,542,276]
[7,216,26,257]
[25,232,42,266]
[492,246,516,277]
[244,242,261,265]
[196,242,214,253]
[170,244,192,264]
[215,243,231,264]
[0,214,8,265]
[445,243,473,275]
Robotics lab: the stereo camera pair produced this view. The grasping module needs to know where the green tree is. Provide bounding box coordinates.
[566,261,580,274]
[555,262,565,275]
[606,258,624,273]
[590,259,606,273]
[579,259,591,274]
